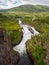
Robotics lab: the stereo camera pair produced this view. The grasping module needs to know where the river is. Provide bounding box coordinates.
[13,19,39,65]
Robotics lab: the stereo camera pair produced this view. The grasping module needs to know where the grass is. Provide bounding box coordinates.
[26,35,46,65]
[0,13,22,46]
[10,30,22,45]
[23,12,49,65]
[0,12,49,65]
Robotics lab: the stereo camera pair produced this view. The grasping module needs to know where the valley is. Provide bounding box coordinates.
[0,4,49,65]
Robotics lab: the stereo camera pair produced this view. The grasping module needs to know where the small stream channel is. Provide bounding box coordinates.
[13,19,39,65]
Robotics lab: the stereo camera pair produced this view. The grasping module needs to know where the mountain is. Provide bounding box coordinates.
[0,5,49,12]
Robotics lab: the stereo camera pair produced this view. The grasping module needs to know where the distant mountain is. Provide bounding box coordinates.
[0,5,49,12]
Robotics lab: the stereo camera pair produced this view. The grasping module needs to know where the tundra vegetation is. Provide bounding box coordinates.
[0,9,49,65]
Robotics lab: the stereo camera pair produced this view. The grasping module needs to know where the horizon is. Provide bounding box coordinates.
[0,0,49,10]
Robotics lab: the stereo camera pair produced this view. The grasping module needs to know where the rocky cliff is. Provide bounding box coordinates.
[0,28,20,65]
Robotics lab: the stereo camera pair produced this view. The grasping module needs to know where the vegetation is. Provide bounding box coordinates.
[0,5,49,65]
[0,13,22,46]
[10,30,22,46]
[1,5,49,13]
[25,13,49,65]
[0,28,20,65]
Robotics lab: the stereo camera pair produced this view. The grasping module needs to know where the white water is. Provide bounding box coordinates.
[13,19,39,55]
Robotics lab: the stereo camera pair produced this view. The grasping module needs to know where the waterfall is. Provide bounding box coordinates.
[13,19,39,65]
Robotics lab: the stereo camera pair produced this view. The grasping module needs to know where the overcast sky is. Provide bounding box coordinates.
[0,0,49,9]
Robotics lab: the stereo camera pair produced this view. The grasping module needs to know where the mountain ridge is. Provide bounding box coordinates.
[0,4,49,12]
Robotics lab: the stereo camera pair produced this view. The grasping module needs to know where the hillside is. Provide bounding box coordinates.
[0,5,49,65]
[0,5,49,13]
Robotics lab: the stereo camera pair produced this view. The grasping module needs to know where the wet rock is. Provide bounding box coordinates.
[27,27,34,34]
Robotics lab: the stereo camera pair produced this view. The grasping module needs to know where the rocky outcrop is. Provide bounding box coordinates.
[43,43,49,65]
[0,44,20,65]
[0,28,20,65]
[0,28,7,43]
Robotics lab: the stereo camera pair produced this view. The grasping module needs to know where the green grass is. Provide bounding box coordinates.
[0,13,21,31]
[10,30,22,45]
[24,12,49,65]
[0,12,49,65]
[0,13,22,46]
[26,35,46,65]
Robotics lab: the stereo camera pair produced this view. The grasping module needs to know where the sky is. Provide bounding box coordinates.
[0,0,49,9]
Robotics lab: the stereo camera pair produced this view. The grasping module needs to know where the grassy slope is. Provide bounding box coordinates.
[0,13,22,46]
[8,11,49,65]
[0,5,49,13]
[12,11,49,65]
[24,13,49,65]
[0,10,49,65]
[0,14,20,65]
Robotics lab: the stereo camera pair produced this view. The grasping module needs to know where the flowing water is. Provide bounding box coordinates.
[13,19,39,65]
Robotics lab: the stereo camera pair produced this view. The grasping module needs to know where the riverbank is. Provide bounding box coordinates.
[0,28,20,65]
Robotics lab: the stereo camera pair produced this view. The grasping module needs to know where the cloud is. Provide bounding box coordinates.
[0,0,49,9]
[20,0,49,5]
[0,0,22,9]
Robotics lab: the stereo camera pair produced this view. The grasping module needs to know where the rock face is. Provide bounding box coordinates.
[43,43,49,65]
[0,44,20,65]
[0,28,7,43]
[0,28,20,65]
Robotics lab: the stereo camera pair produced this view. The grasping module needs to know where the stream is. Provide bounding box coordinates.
[13,19,39,65]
